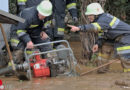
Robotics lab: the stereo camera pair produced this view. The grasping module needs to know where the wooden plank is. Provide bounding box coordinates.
[0,10,25,24]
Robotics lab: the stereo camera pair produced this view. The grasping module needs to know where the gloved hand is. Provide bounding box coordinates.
[72,17,78,24]
[40,31,49,40]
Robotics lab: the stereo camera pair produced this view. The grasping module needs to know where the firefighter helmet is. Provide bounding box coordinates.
[37,0,52,16]
[85,3,104,15]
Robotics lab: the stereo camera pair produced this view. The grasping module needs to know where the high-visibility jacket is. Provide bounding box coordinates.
[79,13,130,60]
[11,6,52,44]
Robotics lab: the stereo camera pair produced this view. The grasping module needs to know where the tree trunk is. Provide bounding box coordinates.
[78,0,106,65]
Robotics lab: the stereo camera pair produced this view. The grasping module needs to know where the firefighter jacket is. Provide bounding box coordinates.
[11,6,52,44]
[79,13,130,59]
[79,13,130,40]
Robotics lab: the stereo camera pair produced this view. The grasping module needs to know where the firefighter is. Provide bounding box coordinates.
[17,0,78,46]
[68,2,130,74]
[10,0,53,63]
[50,0,78,45]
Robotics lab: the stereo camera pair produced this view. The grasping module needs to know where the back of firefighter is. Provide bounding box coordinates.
[68,3,130,73]
[17,0,78,45]
[10,1,53,63]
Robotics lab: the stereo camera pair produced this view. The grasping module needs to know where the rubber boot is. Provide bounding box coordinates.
[115,58,130,86]
[96,43,113,73]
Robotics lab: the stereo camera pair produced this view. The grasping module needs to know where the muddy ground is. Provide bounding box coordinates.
[1,41,130,90]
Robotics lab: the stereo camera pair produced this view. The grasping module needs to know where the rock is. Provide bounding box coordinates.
[115,79,130,86]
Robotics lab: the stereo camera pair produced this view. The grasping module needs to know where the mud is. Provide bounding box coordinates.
[1,41,130,90]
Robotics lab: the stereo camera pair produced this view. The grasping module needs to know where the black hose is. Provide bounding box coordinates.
[0,66,14,75]
[0,65,21,75]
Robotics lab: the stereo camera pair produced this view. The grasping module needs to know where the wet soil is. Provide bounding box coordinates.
[1,41,130,90]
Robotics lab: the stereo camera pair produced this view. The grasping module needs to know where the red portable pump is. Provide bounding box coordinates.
[30,53,50,77]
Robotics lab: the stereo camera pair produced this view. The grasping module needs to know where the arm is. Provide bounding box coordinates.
[16,11,32,47]
[67,24,96,32]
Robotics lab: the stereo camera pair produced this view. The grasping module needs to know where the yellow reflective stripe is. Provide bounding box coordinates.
[44,20,52,26]
[124,69,130,72]
[92,23,103,32]
[8,62,12,66]
[17,30,26,34]
[10,39,19,44]
[98,33,102,36]
[51,43,54,46]
[58,28,65,32]
[109,17,117,27]
[98,53,108,58]
[29,25,39,28]
[26,51,33,54]
[117,46,130,51]
[67,3,76,9]
[18,0,27,2]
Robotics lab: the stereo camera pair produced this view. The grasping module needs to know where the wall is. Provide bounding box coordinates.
[0,0,9,12]
[0,24,11,52]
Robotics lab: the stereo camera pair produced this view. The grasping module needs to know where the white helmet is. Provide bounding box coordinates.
[85,3,104,15]
[37,0,52,16]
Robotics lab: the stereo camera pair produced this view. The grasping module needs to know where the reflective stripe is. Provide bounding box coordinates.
[17,30,27,37]
[26,50,33,55]
[18,2,26,5]
[98,56,107,61]
[58,31,64,35]
[8,62,12,66]
[98,33,102,36]
[124,68,130,72]
[44,20,51,28]
[10,39,19,44]
[58,28,64,32]
[10,39,20,47]
[117,50,130,54]
[117,46,130,51]
[98,53,108,59]
[67,6,76,10]
[17,0,27,2]
[110,17,117,26]
[92,23,103,32]
[29,25,39,28]
[67,3,76,10]
[57,28,64,35]
[109,17,120,29]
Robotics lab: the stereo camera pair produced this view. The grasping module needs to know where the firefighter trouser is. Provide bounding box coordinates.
[97,43,113,73]
[116,34,130,72]
[51,14,65,48]
[53,14,65,39]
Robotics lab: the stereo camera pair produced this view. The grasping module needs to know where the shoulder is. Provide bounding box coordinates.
[97,13,114,23]
[20,6,37,19]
